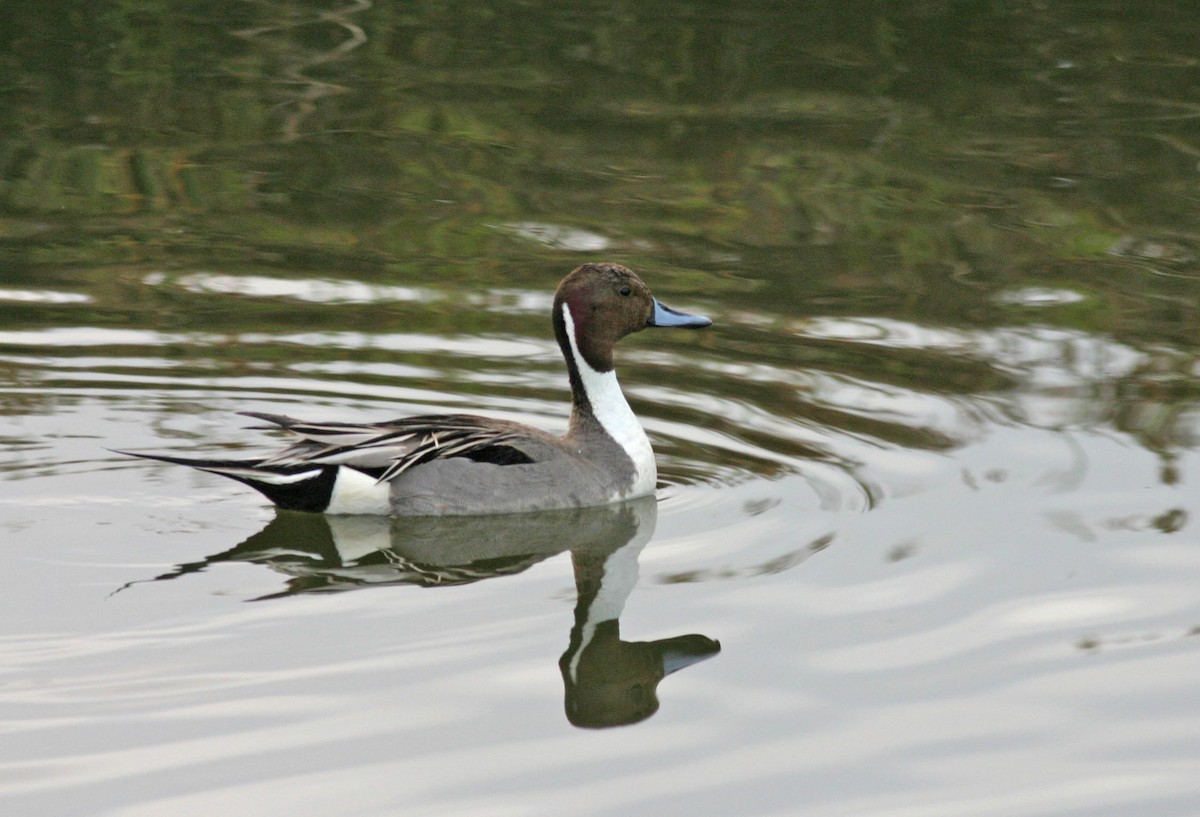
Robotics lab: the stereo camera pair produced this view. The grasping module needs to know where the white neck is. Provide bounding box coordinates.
[561,304,657,497]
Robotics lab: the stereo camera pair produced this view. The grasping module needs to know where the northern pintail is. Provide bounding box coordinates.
[124,262,711,515]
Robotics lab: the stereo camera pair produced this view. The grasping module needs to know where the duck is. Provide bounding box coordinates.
[122,262,712,515]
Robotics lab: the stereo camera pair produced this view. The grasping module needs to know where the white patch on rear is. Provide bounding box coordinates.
[562,304,656,498]
[325,467,392,514]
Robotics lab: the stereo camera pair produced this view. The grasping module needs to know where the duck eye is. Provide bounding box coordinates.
[619,285,632,297]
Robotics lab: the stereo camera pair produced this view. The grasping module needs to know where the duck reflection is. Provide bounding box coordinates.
[139,497,719,728]
[560,512,722,728]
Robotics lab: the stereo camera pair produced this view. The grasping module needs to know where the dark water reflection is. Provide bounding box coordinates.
[125,497,719,729]
[3,2,1200,815]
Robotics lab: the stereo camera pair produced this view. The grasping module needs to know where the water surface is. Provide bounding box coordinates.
[2,3,1199,816]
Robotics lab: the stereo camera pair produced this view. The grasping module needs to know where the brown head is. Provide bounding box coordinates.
[551,262,710,374]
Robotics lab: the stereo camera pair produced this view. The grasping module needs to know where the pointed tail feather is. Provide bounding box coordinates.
[238,411,303,431]
[117,450,338,513]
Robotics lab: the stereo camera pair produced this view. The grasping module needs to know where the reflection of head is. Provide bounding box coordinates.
[559,501,720,728]
[562,621,721,729]
[563,619,663,727]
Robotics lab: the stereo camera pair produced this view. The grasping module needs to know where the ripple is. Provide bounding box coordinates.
[0,288,92,305]
[1113,52,1200,68]
[503,221,613,252]
[0,328,192,347]
[790,315,974,352]
[998,593,1140,628]
[162,272,440,305]
[4,290,1200,817]
[994,287,1088,308]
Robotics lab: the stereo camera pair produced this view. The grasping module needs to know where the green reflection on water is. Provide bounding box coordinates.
[1,1,1196,478]
[3,2,1197,338]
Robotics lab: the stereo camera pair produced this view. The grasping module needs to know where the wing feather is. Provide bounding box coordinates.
[240,411,537,481]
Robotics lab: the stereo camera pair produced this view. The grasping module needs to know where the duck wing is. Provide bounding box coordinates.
[241,411,539,482]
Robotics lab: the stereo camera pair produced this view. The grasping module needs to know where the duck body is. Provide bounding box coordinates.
[274,409,645,516]
[125,263,710,516]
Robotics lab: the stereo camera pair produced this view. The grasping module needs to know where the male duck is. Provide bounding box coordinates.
[125,262,711,515]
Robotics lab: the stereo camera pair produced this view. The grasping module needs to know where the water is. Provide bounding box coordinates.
[3,2,1200,815]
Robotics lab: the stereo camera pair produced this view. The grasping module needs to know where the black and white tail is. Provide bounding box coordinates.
[122,451,340,513]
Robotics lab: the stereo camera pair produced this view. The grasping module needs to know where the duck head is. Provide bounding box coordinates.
[552,262,711,373]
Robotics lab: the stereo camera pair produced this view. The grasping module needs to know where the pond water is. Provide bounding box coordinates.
[2,3,1199,816]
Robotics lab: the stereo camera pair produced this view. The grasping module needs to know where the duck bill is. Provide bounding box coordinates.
[647,299,712,329]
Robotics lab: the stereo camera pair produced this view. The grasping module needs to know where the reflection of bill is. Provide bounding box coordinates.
[124,496,719,728]
[561,512,720,727]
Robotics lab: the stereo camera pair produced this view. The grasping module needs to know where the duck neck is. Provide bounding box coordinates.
[557,303,647,452]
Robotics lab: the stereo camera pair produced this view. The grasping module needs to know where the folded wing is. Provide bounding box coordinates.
[242,411,537,482]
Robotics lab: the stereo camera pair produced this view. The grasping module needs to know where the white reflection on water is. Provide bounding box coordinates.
[265,331,554,358]
[1,293,1198,816]
[503,221,613,252]
[993,287,1088,307]
[163,272,440,304]
[0,288,92,304]
[0,327,557,359]
[0,328,196,346]
[151,269,559,314]
[794,317,1148,383]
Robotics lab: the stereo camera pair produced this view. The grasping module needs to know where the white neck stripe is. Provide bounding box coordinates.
[561,304,657,496]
